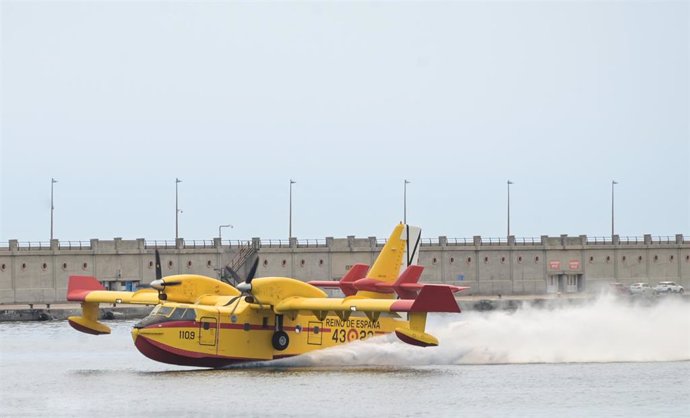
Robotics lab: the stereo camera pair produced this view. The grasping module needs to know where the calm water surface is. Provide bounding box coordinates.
[1,307,689,417]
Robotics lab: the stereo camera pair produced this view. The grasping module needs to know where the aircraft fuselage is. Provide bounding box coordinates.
[131,301,406,367]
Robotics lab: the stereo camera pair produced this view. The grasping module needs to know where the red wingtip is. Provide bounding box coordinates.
[67,275,105,301]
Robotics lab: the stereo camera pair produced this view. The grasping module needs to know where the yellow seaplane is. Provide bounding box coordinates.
[67,224,467,367]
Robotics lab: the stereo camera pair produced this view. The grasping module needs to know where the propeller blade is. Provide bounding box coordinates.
[223,296,241,307]
[246,257,259,283]
[229,294,243,316]
[155,250,162,281]
[224,266,242,286]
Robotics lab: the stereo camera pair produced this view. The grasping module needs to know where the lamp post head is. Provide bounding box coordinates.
[52,178,58,184]
[404,179,411,184]
[507,180,513,185]
[176,178,182,184]
[612,180,618,185]
[290,179,296,184]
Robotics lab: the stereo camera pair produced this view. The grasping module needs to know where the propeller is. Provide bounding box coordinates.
[150,249,181,300]
[222,266,242,286]
[223,257,259,287]
[225,257,262,312]
[155,249,162,281]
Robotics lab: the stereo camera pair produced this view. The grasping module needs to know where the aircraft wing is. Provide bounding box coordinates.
[275,296,396,314]
[275,285,461,315]
[66,274,241,335]
[67,275,159,305]
[272,285,460,347]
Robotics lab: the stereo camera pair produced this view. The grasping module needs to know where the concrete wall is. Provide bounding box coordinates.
[0,234,688,303]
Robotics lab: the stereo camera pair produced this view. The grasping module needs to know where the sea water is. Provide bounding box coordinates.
[1,294,688,417]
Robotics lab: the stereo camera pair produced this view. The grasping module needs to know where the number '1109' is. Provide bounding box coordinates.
[179,330,195,340]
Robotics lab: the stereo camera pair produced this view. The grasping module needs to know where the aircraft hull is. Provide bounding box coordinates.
[130,312,404,367]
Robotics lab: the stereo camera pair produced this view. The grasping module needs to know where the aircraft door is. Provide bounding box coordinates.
[199,316,218,347]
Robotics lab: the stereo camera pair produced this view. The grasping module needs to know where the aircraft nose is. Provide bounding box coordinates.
[131,327,140,343]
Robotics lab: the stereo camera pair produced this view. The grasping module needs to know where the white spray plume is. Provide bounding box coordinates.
[273,294,690,367]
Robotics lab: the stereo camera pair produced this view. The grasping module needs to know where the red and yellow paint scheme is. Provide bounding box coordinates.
[67,224,468,368]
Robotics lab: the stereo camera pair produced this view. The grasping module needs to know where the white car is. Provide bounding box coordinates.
[654,281,684,294]
[629,283,655,295]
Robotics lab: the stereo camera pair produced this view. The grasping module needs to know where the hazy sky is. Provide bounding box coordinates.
[1,0,688,242]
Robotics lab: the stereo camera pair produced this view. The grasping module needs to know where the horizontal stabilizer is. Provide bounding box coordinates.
[337,265,469,300]
[308,264,369,296]
[392,265,424,299]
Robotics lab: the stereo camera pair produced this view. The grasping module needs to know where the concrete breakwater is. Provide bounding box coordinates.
[1,233,688,304]
[2,293,685,322]
[0,304,152,322]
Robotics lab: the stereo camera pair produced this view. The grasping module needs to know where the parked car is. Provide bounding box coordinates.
[654,281,684,294]
[629,283,656,295]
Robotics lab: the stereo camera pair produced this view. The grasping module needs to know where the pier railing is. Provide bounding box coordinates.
[144,240,176,249]
[16,241,51,250]
[2,234,687,252]
[58,241,92,250]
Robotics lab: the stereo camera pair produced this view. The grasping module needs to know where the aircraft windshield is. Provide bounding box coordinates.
[169,308,196,321]
[156,306,174,317]
[134,306,197,329]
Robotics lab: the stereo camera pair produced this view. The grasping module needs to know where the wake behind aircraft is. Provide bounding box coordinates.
[67,224,468,368]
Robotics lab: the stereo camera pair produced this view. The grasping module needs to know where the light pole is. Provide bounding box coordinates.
[289,179,296,240]
[611,180,618,239]
[175,178,182,240]
[507,180,513,238]
[50,178,57,241]
[218,224,233,244]
[404,179,410,223]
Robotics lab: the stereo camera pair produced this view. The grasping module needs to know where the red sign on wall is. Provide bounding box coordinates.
[549,261,561,270]
[569,260,581,270]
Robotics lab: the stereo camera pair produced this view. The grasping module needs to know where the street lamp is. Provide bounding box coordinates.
[50,178,57,241]
[404,179,411,223]
[611,180,618,239]
[218,224,233,244]
[289,179,296,240]
[175,178,182,240]
[507,180,514,238]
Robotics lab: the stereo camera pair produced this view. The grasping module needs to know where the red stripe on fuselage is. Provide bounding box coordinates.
[148,321,331,333]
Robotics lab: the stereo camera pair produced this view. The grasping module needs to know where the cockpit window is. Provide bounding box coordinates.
[169,308,185,320]
[134,306,197,329]
[182,309,196,321]
[157,306,173,317]
[169,308,196,321]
